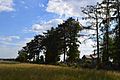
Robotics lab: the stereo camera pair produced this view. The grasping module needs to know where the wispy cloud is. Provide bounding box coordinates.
[46,0,103,18]
[20,0,25,4]
[25,18,63,34]
[0,0,15,12]
[0,35,33,47]
[0,35,21,47]
[0,45,19,58]
[0,36,20,42]
[38,3,45,8]
[0,37,33,58]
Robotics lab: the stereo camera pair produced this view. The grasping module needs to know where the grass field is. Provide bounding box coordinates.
[0,62,120,80]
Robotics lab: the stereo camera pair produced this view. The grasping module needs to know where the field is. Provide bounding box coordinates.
[0,62,120,80]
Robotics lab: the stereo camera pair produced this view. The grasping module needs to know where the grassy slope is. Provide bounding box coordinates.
[0,63,120,80]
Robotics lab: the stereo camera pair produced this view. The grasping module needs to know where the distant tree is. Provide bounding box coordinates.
[17,34,45,63]
[16,50,28,62]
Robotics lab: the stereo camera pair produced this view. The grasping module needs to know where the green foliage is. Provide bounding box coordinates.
[82,0,120,68]
[39,55,44,63]
[58,18,82,63]
[43,27,62,64]
[16,50,28,62]
[17,17,82,64]
[99,0,120,66]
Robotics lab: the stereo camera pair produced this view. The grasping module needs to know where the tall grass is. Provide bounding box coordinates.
[0,63,120,80]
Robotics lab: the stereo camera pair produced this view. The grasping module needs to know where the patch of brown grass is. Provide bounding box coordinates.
[0,63,120,80]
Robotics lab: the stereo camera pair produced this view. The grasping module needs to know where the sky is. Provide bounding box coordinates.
[0,0,103,58]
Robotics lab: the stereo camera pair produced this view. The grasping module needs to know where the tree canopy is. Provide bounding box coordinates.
[17,18,82,64]
[17,0,120,69]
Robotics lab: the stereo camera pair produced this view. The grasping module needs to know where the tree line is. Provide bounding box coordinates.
[16,18,82,64]
[17,0,120,69]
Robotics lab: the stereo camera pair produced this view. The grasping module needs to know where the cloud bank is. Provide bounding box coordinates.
[46,0,103,17]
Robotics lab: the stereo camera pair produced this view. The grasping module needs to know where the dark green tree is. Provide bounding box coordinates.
[111,0,120,65]
[39,55,44,63]
[43,27,62,64]
[58,18,82,63]
[16,49,28,62]
[81,0,119,65]
[17,18,82,64]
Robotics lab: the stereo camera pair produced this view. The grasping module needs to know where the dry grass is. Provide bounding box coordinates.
[0,63,120,80]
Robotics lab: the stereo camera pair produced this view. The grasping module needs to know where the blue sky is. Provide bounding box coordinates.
[0,0,102,58]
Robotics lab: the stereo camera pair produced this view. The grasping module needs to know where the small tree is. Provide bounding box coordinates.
[16,50,28,62]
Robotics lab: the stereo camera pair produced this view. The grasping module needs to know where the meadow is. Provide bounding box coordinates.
[0,62,120,80]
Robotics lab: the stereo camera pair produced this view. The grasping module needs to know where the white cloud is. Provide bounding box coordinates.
[0,36,20,42]
[46,0,103,17]
[79,39,96,58]
[0,36,32,47]
[30,18,63,34]
[0,45,19,58]
[0,37,33,58]
[32,24,44,32]
[0,35,21,47]
[19,38,33,47]
[0,0,14,12]
[39,3,45,8]
[0,41,20,46]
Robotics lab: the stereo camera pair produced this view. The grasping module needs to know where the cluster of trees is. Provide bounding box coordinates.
[16,18,82,64]
[82,0,120,67]
[17,0,120,69]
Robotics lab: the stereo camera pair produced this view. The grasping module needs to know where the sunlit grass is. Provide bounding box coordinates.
[0,63,120,80]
